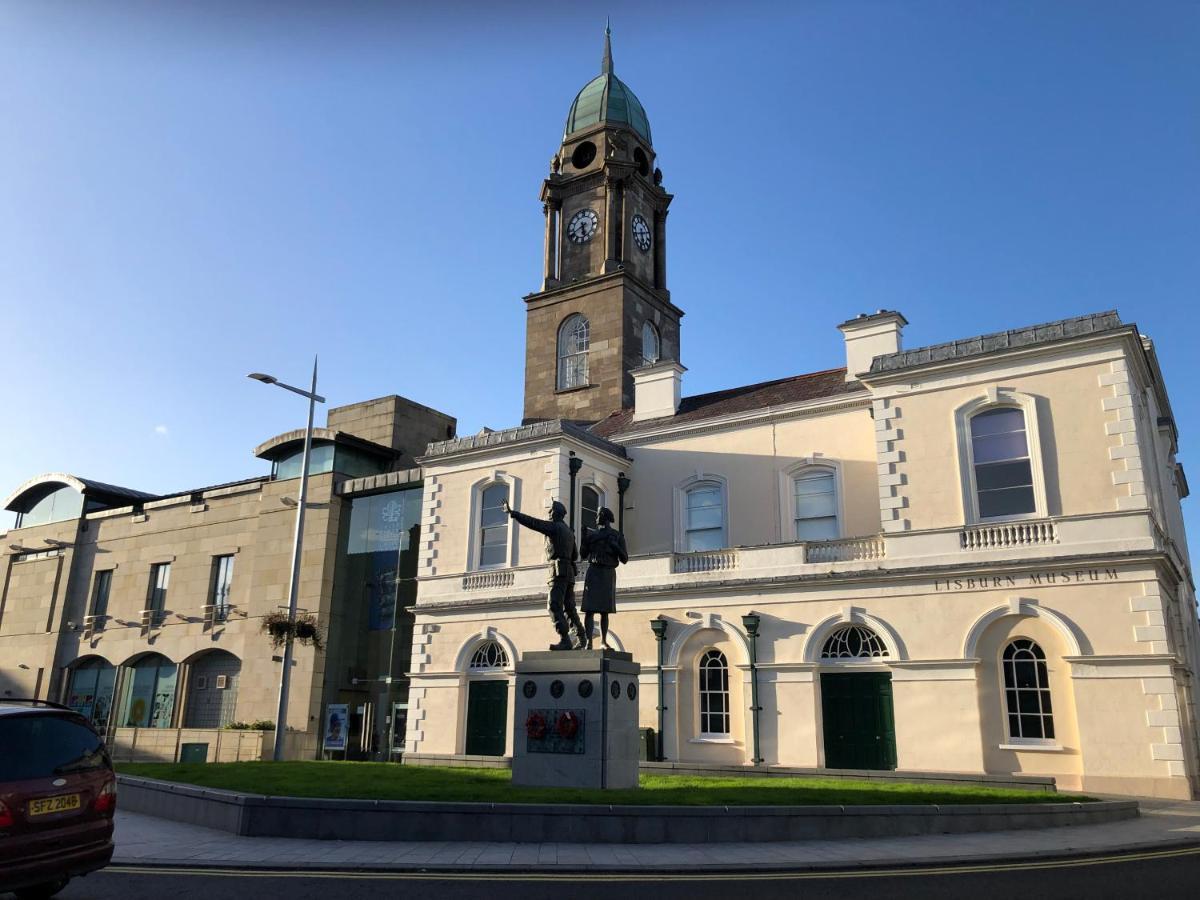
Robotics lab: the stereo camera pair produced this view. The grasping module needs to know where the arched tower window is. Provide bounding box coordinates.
[1002,639,1055,741]
[469,640,510,671]
[970,407,1036,519]
[698,649,730,736]
[557,314,590,390]
[821,625,889,659]
[642,321,661,366]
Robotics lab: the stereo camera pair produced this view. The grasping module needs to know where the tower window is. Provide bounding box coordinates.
[557,314,590,390]
[633,147,649,177]
[642,321,661,366]
[571,141,596,169]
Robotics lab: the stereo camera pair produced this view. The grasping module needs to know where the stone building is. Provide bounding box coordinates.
[0,395,454,761]
[403,33,1200,799]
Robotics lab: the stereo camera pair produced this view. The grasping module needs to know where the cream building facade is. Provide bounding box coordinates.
[404,36,1200,800]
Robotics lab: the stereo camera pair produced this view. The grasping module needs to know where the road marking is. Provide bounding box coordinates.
[104,844,1200,882]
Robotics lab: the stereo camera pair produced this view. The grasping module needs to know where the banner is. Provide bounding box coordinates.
[323,703,349,751]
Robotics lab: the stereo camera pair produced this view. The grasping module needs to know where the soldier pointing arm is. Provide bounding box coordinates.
[502,498,585,651]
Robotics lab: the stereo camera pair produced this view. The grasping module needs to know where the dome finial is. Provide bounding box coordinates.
[602,19,613,75]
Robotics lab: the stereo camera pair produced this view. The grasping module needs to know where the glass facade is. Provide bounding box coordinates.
[15,485,84,528]
[66,659,116,729]
[119,655,178,728]
[274,443,389,481]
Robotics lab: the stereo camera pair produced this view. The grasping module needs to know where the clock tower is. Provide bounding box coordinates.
[523,26,682,424]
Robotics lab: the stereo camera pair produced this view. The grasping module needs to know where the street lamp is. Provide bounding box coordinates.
[249,358,325,762]
[741,612,763,765]
[649,616,668,761]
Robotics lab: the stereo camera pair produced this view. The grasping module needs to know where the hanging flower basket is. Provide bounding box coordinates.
[293,614,324,651]
[262,613,292,649]
[261,612,324,652]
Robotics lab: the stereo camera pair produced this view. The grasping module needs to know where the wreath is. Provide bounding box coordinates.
[556,711,580,740]
[525,711,548,740]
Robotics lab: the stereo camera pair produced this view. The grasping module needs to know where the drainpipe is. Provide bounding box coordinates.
[741,612,763,765]
[568,452,582,538]
[617,472,631,534]
[650,617,667,761]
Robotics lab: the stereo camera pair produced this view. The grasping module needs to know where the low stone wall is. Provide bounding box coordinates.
[402,753,1058,793]
[116,775,1135,844]
[107,728,309,763]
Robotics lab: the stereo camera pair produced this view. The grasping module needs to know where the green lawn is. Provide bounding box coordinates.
[117,761,1084,806]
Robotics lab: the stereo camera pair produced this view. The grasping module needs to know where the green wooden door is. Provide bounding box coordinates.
[465,680,508,756]
[820,672,897,770]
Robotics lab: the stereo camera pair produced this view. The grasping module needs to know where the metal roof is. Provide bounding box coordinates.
[4,473,158,514]
[564,27,652,145]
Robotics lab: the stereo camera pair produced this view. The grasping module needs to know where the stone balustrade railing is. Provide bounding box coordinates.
[804,536,886,563]
[462,570,516,591]
[960,519,1058,551]
[672,549,740,574]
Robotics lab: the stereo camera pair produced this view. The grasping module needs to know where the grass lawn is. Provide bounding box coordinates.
[117,761,1085,806]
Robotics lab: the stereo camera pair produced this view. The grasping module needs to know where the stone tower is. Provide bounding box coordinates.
[522,27,682,424]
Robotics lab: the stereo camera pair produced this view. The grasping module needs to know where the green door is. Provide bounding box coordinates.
[820,672,897,770]
[465,680,508,756]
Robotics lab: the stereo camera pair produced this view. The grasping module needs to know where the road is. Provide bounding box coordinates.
[17,844,1199,900]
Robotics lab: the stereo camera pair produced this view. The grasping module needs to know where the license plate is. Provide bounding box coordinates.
[28,793,81,817]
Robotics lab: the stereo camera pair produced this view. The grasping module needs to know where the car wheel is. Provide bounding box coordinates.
[14,876,70,898]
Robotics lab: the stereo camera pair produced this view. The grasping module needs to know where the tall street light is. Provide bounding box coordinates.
[248,358,325,762]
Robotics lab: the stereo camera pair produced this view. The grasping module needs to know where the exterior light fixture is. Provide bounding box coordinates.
[741,612,763,765]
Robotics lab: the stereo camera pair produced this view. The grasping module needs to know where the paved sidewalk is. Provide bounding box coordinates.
[111,799,1200,872]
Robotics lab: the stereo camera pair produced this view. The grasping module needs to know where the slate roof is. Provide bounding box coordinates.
[590,367,866,439]
[422,419,628,460]
[869,310,1125,374]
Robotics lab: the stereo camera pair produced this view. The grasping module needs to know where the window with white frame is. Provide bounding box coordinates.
[642,321,661,366]
[469,640,509,670]
[581,484,602,534]
[1002,638,1055,741]
[684,483,726,551]
[557,314,590,390]
[698,649,730,736]
[820,625,889,659]
[793,468,839,541]
[478,483,510,569]
[969,407,1036,519]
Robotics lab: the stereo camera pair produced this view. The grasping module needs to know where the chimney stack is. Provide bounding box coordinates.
[837,310,907,382]
[632,361,686,422]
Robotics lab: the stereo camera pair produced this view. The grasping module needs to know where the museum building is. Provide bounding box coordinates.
[402,33,1200,799]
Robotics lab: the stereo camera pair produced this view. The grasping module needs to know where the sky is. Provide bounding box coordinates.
[1,0,1198,538]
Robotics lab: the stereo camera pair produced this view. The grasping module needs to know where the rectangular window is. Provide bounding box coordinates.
[685,486,725,551]
[971,408,1036,519]
[479,484,510,568]
[211,555,234,621]
[89,570,113,622]
[794,471,838,541]
[147,562,170,625]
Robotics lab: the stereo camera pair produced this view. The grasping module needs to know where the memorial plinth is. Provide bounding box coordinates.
[512,649,641,790]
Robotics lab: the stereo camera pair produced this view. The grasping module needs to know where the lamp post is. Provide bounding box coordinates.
[248,358,325,762]
[649,616,668,761]
[741,612,763,766]
[616,472,631,534]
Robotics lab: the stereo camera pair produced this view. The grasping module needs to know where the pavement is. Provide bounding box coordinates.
[111,797,1200,872]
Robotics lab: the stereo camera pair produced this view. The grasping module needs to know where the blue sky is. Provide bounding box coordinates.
[2,1,1198,538]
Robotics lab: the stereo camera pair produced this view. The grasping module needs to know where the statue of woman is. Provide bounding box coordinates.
[580,507,628,649]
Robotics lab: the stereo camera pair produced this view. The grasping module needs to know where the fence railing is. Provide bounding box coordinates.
[804,536,886,563]
[961,519,1057,551]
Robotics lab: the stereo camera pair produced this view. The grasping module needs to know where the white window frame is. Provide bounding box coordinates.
[954,390,1049,525]
[557,314,590,390]
[696,647,731,738]
[999,637,1058,748]
[468,473,520,571]
[779,459,843,543]
[578,479,606,534]
[674,473,729,553]
[641,320,661,366]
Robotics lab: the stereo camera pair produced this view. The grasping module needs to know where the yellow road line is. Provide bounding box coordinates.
[103,844,1200,882]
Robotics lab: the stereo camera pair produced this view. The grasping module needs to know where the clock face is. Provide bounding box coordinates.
[567,208,599,244]
[631,214,651,252]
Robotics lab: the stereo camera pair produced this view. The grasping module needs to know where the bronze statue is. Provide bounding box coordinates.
[581,507,628,649]
[503,499,585,650]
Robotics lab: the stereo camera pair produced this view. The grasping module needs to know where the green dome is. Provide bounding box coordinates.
[563,27,652,146]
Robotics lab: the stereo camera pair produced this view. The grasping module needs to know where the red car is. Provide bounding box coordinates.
[0,700,115,898]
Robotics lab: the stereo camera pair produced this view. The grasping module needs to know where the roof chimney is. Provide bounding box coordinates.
[837,311,908,382]
[632,361,686,422]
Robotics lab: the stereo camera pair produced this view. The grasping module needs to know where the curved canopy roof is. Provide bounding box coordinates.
[564,26,652,146]
[253,428,399,462]
[4,473,157,514]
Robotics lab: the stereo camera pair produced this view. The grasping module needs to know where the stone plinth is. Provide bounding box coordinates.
[512,649,641,790]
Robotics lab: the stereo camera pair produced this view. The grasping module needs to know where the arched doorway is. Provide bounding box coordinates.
[464,639,510,756]
[818,625,897,770]
[65,657,116,729]
[183,650,241,728]
[118,653,178,728]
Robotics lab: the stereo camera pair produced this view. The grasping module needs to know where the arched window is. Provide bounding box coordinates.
[969,407,1036,519]
[66,659,116,729]
[478,483,510,569]
[684,482,726,551]
[642,321,661,366]
[557,314,590,390]
[793,468,839,541]
[581,485,602,533]
[698,649,730,736]
[821,625,889,659]
[1002,639,1054,741]
[469,640,509,670]
[119,654,178,729]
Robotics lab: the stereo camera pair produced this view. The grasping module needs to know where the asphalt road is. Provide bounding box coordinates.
[13,844,1198,900]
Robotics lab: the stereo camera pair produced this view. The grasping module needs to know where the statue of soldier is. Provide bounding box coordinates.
[503,498,586,650]
[580,507,628,650]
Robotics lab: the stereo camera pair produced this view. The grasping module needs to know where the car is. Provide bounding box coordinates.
[0,699,116,898]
